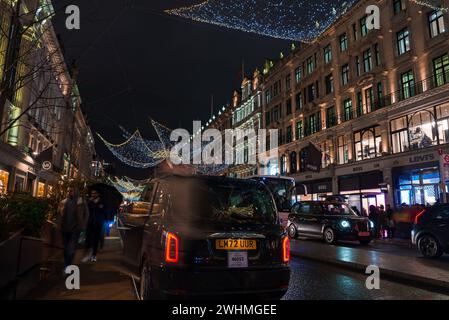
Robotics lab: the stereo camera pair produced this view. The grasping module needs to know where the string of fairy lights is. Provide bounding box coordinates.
[98,119,229,174]
[165,0,448,41]
[165,0,358,41]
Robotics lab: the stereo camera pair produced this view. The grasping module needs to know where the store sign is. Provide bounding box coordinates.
[42,161,52,171]
[439,150,449,184]
[409,153,435,164]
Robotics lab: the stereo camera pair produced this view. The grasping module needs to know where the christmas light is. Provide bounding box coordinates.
[165,0,358,41]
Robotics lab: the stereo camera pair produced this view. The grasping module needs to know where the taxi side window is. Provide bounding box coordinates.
[151,183,171,216]
[299,204,311,215]
[310,204,323,215]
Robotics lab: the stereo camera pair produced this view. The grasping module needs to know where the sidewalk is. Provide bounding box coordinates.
[291,239,449,293]
[25,235,137,300]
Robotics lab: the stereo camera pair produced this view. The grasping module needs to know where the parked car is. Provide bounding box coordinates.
[412,203,449,259]
[119,175,291,299]
[287,201,373,245]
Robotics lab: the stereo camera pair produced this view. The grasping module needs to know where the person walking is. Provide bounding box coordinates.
[378,205,388,239]
[386,204,396,239]
[368,205,379,239]
[57,187,89,273]
[83,189,106,263]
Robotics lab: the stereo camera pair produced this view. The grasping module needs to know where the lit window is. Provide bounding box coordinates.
[429,10,446,38]
[397,28,410,55]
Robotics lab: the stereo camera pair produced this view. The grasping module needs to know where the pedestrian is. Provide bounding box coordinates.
[378,205,388,239]
[368,205,379,239]
[351,206,361,216]
[83,189,106,263]
[386,204,396,239]
[57,187,89,273]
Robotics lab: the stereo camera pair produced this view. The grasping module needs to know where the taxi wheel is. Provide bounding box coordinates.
[418,234,443,259]
[140,260,157,300]
[324,227,337,244]
[288,224,298,239]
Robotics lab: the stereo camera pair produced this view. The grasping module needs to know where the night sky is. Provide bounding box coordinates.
[52,0,290,177]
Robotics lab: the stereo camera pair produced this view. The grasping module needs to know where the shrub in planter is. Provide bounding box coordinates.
[3,193,49,237]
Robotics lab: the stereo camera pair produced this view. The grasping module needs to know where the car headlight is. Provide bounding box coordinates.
[369,221,374,228]
[341,220,350,228]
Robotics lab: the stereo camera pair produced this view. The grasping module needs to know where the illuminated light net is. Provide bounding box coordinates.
[165,0,358,41]
[165,0,448,41]
[108,176,146,201]
[98,120,228,175]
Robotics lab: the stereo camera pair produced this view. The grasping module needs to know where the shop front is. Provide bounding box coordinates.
[393,162,441,206]
[338,171,385,214]
[0,166,11,194]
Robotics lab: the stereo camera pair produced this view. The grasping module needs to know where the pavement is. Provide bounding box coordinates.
[290,238,449,294]
[25,234,137,300]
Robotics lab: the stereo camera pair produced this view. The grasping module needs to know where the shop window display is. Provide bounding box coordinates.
[0,170,9,194]
[395,167,440,206]
[354,126,382,161]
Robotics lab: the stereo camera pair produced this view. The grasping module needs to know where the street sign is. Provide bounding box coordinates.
[42,161,52,171]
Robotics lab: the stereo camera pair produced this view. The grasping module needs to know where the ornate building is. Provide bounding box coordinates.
[0,0,96,196]
[260,0,449,211]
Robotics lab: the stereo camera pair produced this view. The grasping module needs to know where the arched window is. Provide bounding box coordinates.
[354,126,382,161]
[290,151,297,174]
[408,110,437,150]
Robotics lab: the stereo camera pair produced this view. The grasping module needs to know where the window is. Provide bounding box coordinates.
[338,136,349,164]
[326,106,336,128]
[290,151,297,173]
[295,66,302,83]
[306,56,315,74]
[296,120,303,140]
[377,82,383,109]
[391,116,409,153]
[365,87,374,113]
[397,28,410,55]
[295,92,303,110]
[356,91,363,117]
[433,54,449,87]
[307,83,316,102]
[437,103,449,145]
[299,148,309,172]
[321,139,334,168]
[280,155,287,174]
[265,111,271,126]
[374,43,381,66]
[286,125,292,143]
[429,10,446,38]
[286,74,291,91]
[309,113,320,135]
[273,80,280,96]
[356,56,361,76]
[343,98,353,121]
[265,90,271,104]
[340,33,348,52]
[286,98,292,115]
[325,73,334,95]
[409,110,437,149]
[393,0,405,14]
[352,23,357,41]
[152,183,170,215]
[354,126,382,161]
[360,16,368,37]
[400,70,415,100]
[324,44,332,64]
[341,64,349,86]
[363,49,372,72]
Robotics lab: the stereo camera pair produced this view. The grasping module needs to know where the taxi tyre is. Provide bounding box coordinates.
[288,224,298,239]
[323,227,337,244]
[140,259,160,300]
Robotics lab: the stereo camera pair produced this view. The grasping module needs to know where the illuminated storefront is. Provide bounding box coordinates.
[0,169,10,194]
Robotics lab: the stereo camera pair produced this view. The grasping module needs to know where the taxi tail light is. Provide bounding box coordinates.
[165,232,179,263]
[414,210,426,225]
[282,236,290,263]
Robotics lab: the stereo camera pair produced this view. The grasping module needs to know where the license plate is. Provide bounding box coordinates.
[216,239,257,250]
[358,231,370,237]
[228,251,248,268]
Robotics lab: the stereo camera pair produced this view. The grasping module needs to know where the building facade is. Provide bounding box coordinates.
[0,0,95,197]
[260,0,449,212]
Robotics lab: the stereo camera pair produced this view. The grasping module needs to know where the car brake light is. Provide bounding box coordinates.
[282,236,290,263]
[165,232,179,263]
[415,210,426,225]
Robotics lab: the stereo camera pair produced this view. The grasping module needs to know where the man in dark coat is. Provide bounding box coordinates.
[83,189,106,262]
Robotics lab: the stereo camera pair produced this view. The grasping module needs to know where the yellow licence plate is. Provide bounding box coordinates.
[215,239,257,250]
